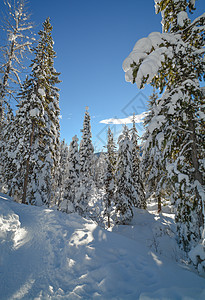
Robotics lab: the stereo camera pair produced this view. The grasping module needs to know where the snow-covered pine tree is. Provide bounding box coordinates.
[24,17,61,206]
[115,125,134,225]
[130,113,146,209]
[123,0,205,250]
[1,80,41,201]
[0,0,34,128]
[141,89,169,213]
[77,107,95,216]
[57,139,69,207]
[94,152,107,189]
[60,135,80,213]
[104,127,117,228]
[2,18,61,206]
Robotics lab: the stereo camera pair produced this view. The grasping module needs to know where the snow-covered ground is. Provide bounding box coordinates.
[0,194,205,300]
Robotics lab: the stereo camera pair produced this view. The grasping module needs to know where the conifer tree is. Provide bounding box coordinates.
[104,127,117,227]
[60,136,80,213]
[94,152,107,189]
[115,125,134,224]
[2,18,61,206]
[141,90,168,212]
[130,114,146,209]
[57,140,69,207]
[77,107,94,215]
[123,0,205,250]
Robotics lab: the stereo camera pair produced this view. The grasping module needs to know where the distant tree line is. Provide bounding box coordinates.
[58,109,146,227]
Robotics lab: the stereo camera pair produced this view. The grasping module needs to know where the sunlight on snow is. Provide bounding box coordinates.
[79,273,88,279]
[0,195,10,201]
[44,208,53,214]
[0,213,28,249]
[154,215,172,226]
[98,229,107,242]
[10,278,35,299]
[67,258,76,268]
[85,254,92,260]
[150,252,163,266]
[49,285,54,293]
[69,223,97,248]
[13,226,27,249]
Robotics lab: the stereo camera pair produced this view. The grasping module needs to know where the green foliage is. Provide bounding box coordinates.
[77,108,95,215]
[1,17,61,206]
[125,0,205,250]
[104,127,117,227]
[115,126,134,224]
[130,114,146,209]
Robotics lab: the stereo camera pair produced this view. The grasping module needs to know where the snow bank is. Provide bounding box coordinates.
[0,194,205,299]
[189,244,205,276]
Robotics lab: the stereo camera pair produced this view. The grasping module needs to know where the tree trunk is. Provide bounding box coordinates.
[189,116,204,231]
[108,214,110,228]
[157,195,162,213]
[22,121,35,204]
[189,118,203,185]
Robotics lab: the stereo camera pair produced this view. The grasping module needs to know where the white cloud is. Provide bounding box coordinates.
[100,112,147,125]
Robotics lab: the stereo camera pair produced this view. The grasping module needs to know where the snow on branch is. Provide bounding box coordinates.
[122,32,179,88]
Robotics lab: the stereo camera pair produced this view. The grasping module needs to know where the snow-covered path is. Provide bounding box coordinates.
[0,194,205,299]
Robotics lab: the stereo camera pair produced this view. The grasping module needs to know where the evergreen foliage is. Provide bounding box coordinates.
[57,140,69,207]
[60,136,80,213]
[130,114,146,209]
[123,0,205,250]
[104,127,117,227]
[115,126,134,224]
[94,152,107,189]
[77,108,95,215]
[1,18,61,206]
[141,89,169,212]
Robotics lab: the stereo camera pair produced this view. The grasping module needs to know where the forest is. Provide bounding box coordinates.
[0,0,204,280]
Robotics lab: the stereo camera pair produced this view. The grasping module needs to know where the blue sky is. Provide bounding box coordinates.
[2,0,205,151]
[29,0,161,152]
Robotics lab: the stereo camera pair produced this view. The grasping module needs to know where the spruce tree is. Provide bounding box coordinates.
[141,89,169,212]
[2,18,61,206]
[94,152,107,189]
[26,17,61,206]
[104,127,117,227]
[57,140,69,207]
[60,135,80,213]
[130,114,146,209]
[123,0,205,250]
[77,107,94,215]
[115,125,134,225]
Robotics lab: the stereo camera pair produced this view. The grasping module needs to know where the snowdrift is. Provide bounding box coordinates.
[0,194,205,299]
